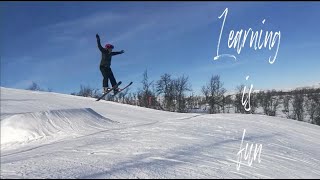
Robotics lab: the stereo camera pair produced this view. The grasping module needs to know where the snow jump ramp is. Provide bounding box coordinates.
[1,108,118,145]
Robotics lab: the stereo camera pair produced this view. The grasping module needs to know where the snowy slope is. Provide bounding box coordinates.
[1,87,320,178]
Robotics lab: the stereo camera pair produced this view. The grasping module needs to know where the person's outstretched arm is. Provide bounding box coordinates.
[96,34,104,52]
[112,50,125,56]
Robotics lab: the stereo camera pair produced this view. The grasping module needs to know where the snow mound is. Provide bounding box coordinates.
[1,108,118,145]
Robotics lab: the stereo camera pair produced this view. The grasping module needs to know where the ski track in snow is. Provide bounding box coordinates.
[1,87,320,178]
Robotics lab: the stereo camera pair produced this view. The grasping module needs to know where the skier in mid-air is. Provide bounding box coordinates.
[96,33,124,94]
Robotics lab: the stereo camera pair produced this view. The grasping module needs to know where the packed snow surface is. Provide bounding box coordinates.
[1,87,320,178]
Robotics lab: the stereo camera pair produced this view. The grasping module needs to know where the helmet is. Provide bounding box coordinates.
[105,44,114,49]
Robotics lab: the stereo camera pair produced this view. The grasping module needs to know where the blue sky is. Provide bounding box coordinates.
[1,2,320,95]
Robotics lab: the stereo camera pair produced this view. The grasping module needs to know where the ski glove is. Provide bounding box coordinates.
[120,50,125,53]
[96,34,100,39]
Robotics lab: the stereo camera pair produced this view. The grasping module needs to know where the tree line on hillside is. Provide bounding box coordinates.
[27,71,320,126]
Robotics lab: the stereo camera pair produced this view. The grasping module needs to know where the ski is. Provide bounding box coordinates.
[96,81,122,101]
[113,82,133,96]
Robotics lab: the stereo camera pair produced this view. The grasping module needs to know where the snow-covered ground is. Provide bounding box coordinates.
[1,87,320,178]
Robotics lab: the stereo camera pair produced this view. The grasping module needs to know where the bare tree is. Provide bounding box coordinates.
[138,69,156,108]
[282,95,292,119]
[234,85,245,114]
[76,85,100,98]
[249,92,259,114]
[156,73,175,111]
[258,90,280,116]
[202,75,226,114]
[124,92,139,106]
[118,87,130,103]
[271,97,280,116]
[306,93,320,124]
[224,95,233,113]
[186,93,202,112]
[292,91,304,121]
[26,81,53,92]
[173,75,192,113]
[27,82,42,91]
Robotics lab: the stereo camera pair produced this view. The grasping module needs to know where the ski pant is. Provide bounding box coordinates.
[100,66,117,88]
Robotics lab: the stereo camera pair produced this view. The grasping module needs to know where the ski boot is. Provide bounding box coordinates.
[103,87,111,94]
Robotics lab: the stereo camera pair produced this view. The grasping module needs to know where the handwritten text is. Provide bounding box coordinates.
[214,8,281,64]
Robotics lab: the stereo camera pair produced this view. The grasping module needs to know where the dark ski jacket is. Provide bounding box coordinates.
[97,38,123,67]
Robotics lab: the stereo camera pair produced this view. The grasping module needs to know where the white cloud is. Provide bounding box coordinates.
[45,11,124,35]
[32,2,262,55]
[39,3,226,47]
[108,21,157,44]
